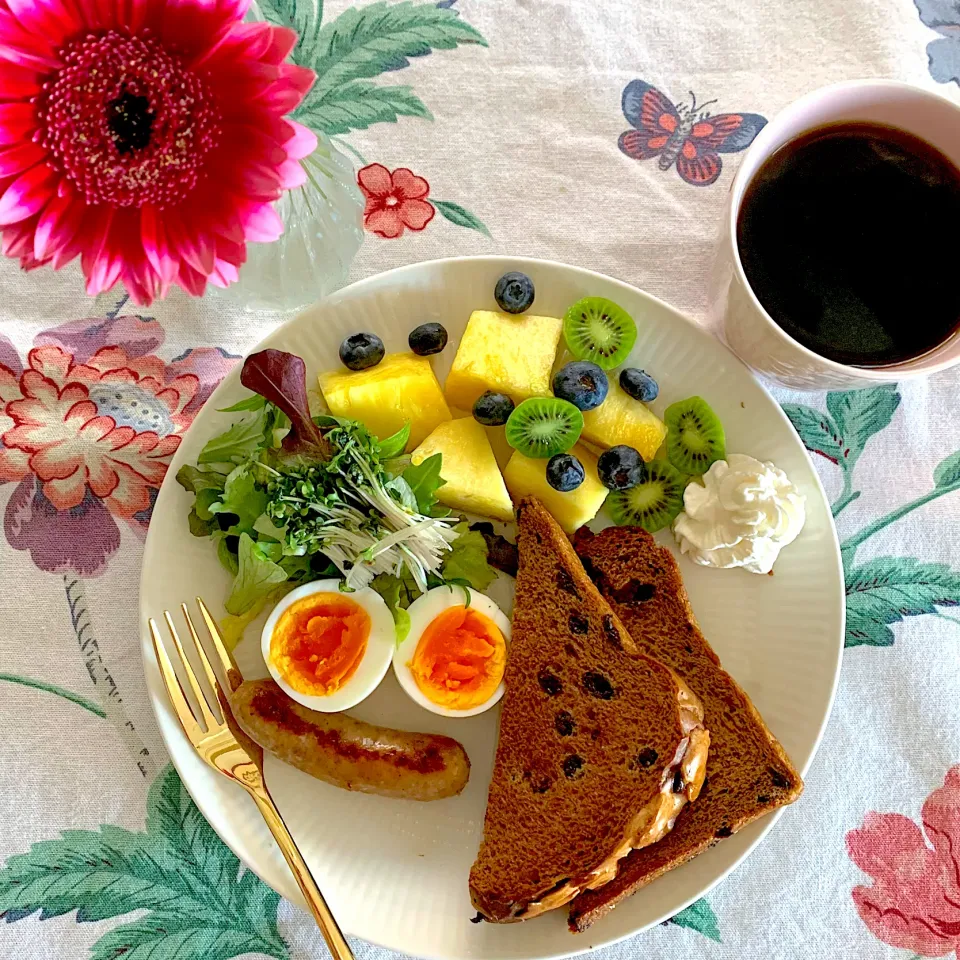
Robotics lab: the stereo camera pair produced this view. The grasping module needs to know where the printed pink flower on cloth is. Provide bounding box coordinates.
[0,311,237,575]
[848,765,960,956]
[0,0,317,304]
[358,164,435,238]
[3,345,194,515]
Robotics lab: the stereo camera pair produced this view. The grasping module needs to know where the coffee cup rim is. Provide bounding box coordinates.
[726,78,960,382]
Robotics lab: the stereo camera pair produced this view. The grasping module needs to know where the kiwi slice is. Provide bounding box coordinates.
[664,396,726,476]
[505,397,583,458]
[608,459,686,532]
[563,297,637,370]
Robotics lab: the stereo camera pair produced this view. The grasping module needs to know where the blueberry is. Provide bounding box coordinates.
[473,391,515,426]
[408,322,448,356]
[619,368,659,403]
[339,332,384,371]
[546,453,585,492]
[597,445,645,490]
[552,361,608,412]
[494,271,535,314]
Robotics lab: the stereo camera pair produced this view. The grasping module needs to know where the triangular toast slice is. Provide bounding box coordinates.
[568,526,803,931]
[469,498,709,922]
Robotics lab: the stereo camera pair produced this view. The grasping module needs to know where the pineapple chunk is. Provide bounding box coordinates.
[503,443,608,533]
[318,353,451,450]
[445,310,563,410]
[581,380,667,461]
[411,417,513,522]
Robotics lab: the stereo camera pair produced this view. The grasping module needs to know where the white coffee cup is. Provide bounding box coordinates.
[708,80,960,390]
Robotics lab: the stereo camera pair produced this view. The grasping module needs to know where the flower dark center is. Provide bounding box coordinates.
[107,91,154,155]
[36,30,220,209]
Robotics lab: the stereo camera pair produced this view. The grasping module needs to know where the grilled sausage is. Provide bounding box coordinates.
[230,679,470,801]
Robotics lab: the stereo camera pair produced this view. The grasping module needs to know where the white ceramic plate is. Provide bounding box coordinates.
[140,257,844,960]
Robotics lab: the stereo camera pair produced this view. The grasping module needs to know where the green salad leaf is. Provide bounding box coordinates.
[194,487,222,521]
[225,534,289,616]
[402,454,446,516]
[187,508,215,538]
[210,463,269,536]
[370,573,412,643]
[217,536,239,576]
[378,422,410,459]
[218,395,266,413]
[441,524,497,591]
[198,408,269,464]
[176,464,226,494]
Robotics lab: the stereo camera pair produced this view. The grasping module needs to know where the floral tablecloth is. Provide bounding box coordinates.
[2,1,960,958]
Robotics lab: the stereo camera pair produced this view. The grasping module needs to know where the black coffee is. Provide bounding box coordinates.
[736,122,960,366]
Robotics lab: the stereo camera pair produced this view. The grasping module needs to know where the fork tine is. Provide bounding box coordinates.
[163,610,218,732]
[181,603,223,721]
[196,597,234,677]
[150,618,203,742]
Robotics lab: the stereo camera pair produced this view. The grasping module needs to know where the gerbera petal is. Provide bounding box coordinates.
[276,157,307,189]
[176,261,208,297]
[277,62,315,97]
[33,188,81,260]
[208,258,239,287]
[358,163,393,199]
[78,205,114,287]
[391,168,431,201]
[364,206,405,239]
[0,10,60,70]
[6,0,78,38]
[218,123,287,166]
[0,139,43,177]
[398,198,435,231]
[168,208,218,276]
[0,101,36,145]
[262,24,297,64]
[0,162,55,225]
[228,21,279,61]
[0,62,42,100]
[242,202,283,243]
[282,120,317,161]
[84,248,123,296]
[2,216,36,258]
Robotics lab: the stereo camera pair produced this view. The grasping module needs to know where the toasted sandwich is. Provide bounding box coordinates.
[568,525,803,931]
[469,498,709,922]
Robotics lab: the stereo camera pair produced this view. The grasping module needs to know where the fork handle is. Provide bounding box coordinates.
[250,790,355,960]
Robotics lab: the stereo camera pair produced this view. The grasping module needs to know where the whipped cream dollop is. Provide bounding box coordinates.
[672,454,806,575]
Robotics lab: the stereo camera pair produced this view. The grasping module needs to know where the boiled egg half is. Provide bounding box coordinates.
[393,586,510,718]
[261,580,394,712]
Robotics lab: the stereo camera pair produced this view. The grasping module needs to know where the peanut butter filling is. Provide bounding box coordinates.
[514,688,709,921]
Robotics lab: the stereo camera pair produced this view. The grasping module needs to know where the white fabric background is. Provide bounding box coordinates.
[1,1,959,958]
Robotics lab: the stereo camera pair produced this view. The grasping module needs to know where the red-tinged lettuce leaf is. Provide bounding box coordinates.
[240,350,330,459]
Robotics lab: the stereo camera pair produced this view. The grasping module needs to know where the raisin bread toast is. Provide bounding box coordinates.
[469,498,709,922]
[568,526,803,931]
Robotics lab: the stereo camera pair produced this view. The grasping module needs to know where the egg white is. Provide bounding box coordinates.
[393,585,511,718]
[261,579,394,712]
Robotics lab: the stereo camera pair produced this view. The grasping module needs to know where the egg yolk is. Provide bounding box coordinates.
[409,605,506,710]
[270,594,370,697]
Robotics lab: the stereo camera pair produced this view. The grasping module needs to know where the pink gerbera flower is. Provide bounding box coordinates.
[0,0,317,304]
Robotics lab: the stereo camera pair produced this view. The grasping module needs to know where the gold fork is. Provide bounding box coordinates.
[149,598,354,960]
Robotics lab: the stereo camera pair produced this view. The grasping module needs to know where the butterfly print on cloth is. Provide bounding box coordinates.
[618,80,767,186]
